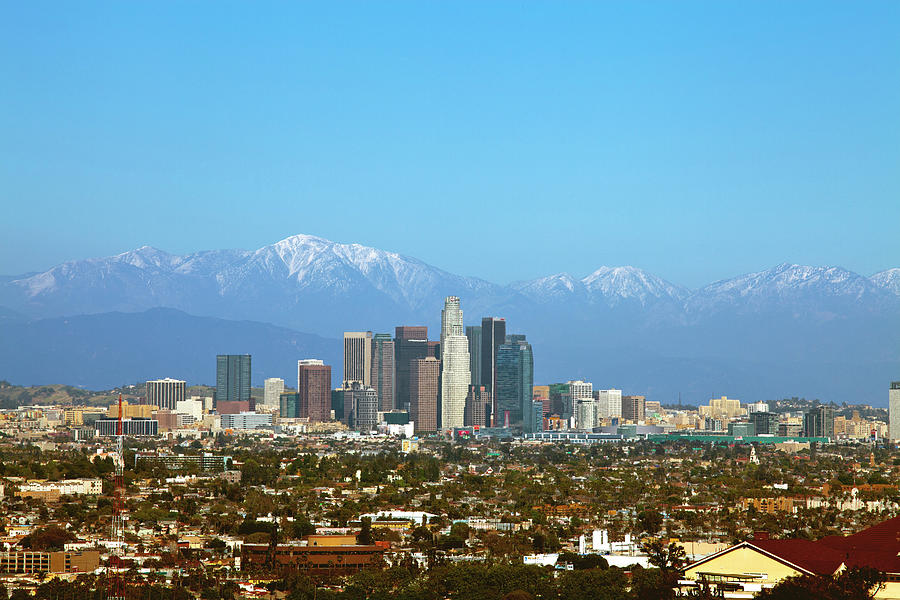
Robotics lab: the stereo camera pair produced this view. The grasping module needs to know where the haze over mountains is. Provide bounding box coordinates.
[1,234,897,405]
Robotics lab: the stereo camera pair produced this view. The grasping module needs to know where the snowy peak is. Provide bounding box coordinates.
[511,273,587,303]
[871,268,900,296]
[698,263,877,299]
[581,266,688,304]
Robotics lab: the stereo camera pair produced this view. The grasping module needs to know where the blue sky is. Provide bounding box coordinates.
[2,2,898,288]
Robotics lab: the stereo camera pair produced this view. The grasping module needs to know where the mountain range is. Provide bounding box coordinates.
[1,234,898,404]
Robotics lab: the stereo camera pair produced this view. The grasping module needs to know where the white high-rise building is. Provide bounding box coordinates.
[343,332,373,387]
[440,296,470,429]
[146,378,186,410]
[575,398,596,430]
[890,382,900,441]
[595,389,623,419]
[263,378,285,408]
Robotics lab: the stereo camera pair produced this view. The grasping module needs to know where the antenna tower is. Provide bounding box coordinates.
[107,393,126,600]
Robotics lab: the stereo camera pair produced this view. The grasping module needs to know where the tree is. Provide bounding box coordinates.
[642,539,687,571]
[358,517,374,545]
[637,509,664,535]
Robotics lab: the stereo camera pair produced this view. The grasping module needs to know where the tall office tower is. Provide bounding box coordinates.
[481,317,507,424]
[465,385,491,427]
[370,334,395,412]
[595,389,623,419]
[802,405,835,439]
[890,382,900,441]
[216,355,251,406]
[263,378,285,409]
[440,297,470,429]
[496,335,535,431]
[533,385,551,417]
[466,326,482,388]
[343,331,373,387]
[622,395,646,422]
[146,378,186,410]
[279,392,300,419]
[394,326,429,411]
[297,360,331,422]
[564,380,592,420]
[410,357,440,432]
[751,411,778,435]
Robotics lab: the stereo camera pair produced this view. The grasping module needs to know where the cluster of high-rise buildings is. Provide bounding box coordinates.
[205,296,537,434]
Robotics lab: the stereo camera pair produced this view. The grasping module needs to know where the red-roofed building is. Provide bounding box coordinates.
[682,517,900,597]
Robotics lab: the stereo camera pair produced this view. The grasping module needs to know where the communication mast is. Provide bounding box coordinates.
[107,394,126,600]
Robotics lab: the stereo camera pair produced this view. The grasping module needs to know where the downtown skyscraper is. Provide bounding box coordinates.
[370,333,395,411]
[343,331,373,387]
[481,317,506,425]
[496,334,535,431]
[440,296,470,429]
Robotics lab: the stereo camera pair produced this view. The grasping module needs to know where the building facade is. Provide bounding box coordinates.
[370,333,395,412]
[466,325,482,388]
[263,377,285,409]
[410,357,440,432]
[298,360,332,422]
[216,355,251,406]
[495,334,534,431]
[465,385,490,428]
[220,412,272,430]
[890,382,900,441]
[481,317,506,425]
[595,389,623,420]
[279,392,300,419]
[343,331,373,387]
[622,395,646,422]
[394,326,429,412]
[440,297,470,429]
[146,378,186,410]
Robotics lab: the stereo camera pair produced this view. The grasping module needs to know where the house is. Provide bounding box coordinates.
[682,517,900,598]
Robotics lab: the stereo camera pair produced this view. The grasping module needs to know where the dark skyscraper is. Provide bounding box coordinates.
[216,355,251,406]
[803,405,834,439]
[298,360,332,422]
[481,317,506,424]
[394,326,428,412]
[371,333,395,412]
[410,357,440,433]
[496,335,534,431]
[466,325,482,388]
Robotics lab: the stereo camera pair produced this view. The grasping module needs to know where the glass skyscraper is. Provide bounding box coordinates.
[216,354,251,406]
[495,335,534,431]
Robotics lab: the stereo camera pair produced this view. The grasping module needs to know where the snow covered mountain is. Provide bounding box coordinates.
[872,268,900,296]
[0,235,897,403]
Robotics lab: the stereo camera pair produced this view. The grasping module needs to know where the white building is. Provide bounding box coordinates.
[440,296,470,429]
[574,398,596,430]
[221,412,273,430]
[747,401,770,414]
[343,332,373,387]
[175,398,203,422]
[18,479,103,496]
[595,389,623,419]
[263,378,285,409]
[890,382,900,441]
[146,378,186,410]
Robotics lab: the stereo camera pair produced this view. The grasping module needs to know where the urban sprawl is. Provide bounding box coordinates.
[2,296,900,599]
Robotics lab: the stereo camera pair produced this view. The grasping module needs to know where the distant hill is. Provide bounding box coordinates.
[0,308,341,390]
[0,234,897,404]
